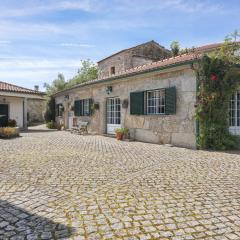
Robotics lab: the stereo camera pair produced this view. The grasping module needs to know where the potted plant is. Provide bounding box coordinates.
[91,103,100,111]
[115,127,129,140]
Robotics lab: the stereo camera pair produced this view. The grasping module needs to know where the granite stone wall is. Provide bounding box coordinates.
[98,41,171,79]
[56,65,197,148]
[27,99,45,124]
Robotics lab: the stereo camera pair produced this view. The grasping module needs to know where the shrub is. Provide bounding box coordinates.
[44,97,56,122]
[46,121,57,129]
[115,128,129,135]
[46,121,64,130]
[7,119,17,127]
[0,127,19,138]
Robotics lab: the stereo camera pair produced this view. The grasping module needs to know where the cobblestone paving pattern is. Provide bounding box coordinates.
[0,127,240,239]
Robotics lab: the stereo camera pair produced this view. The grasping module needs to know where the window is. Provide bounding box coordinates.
[56,104,63,117]
[229,91,240,135]
[74,99,92,116]
[147,89,165,114]
[110,66,115,75]
[130,87,176,115]
[83,99,90,116]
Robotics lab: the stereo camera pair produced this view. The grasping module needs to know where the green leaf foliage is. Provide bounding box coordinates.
[67,60,98,87]
[195,31,240,150]
[170,41,180,56]
[44,60,98,96]
[43,60,98,122]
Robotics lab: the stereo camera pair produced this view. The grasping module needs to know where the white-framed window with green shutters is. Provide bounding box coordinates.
[130,87,176,115]
[74,98,92,116]
[146,89,165,114]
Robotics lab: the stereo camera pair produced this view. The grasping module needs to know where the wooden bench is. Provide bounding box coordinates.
[71,121,88,135]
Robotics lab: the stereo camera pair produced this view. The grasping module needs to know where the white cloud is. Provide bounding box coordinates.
[0,21,63,40]
[115,0,223,14]
[0,69,75,90]
[60,43,95,48]
[0,0,223,18]
[0,0,102,18]
[0,40,11,46]
[0,58,81,70]
[0,57,83,90]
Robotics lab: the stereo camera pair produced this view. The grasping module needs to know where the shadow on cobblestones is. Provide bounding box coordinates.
[22,129,58,134]
[0,199,75,239]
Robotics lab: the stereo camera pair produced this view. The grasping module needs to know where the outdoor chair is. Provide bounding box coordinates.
[71,121,88,135]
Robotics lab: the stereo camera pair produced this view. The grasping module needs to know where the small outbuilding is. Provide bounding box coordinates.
[0,81,45,129]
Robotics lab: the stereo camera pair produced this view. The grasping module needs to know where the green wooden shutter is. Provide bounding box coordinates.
[165,87,176,115]
[74,100,79,116]
[130,91,145,115]
[79,100,83,116]
[74,100,82,116]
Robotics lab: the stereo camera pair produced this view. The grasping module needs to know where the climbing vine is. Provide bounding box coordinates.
[195,39,240,150]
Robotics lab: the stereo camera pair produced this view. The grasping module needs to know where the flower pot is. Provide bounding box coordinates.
[116,132,123,140]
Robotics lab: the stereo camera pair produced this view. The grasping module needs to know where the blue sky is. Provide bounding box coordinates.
[0,0,239,90]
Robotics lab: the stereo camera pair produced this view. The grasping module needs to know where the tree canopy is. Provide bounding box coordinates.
[44,60,98,96]
[170,41,180,56]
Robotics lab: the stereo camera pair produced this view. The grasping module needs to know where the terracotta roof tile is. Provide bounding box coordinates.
[53,42,223,95]
[64,52,201,90]
[108,52,200,78]
[0,81,45,95]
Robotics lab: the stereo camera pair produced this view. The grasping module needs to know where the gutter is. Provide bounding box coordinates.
[53,58,199,97]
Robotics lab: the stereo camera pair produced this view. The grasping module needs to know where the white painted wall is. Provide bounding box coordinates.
[0,96,23,127]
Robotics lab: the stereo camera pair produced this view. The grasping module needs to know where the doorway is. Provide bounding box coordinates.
[106,97,121,134]
[0,104,9,127]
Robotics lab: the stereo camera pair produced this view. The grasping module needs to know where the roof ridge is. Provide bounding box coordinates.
[97,40,169,63]
[0,81,37,92]
[53,42,223,96]
[0,81,45,95]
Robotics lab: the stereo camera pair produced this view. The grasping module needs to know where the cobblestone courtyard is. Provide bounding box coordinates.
[0,128,240,240]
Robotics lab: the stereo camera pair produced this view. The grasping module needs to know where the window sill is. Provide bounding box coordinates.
[146,113,166,116]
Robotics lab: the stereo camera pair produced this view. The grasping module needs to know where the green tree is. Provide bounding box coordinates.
[43,74,66,123]
[227,29,240,42]
[170,41,180,56]
[44,96,56,122]
[44,73,66,95]
[67,60,98,87]
[43,60,98,123]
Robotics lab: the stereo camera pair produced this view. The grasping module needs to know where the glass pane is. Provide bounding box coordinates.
[147,89,165,114]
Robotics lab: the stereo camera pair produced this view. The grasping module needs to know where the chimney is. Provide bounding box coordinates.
[34,85,39,91]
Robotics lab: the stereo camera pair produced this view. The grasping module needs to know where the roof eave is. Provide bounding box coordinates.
[53,58,199,97]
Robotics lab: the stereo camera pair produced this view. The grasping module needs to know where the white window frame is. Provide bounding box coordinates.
[146,89,165,115]
[107,97,121,124]
[229,91,240,135]
[83,99,90,116]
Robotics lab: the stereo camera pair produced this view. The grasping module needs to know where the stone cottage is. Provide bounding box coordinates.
[0,81,45,129]
[53,41,238,148]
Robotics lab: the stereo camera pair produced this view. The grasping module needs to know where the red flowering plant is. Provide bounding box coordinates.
[210,74,218,81]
